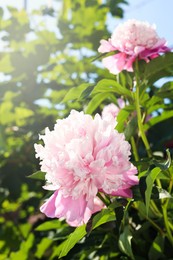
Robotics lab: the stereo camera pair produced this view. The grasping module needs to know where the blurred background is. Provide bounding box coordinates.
[0,0,173,259]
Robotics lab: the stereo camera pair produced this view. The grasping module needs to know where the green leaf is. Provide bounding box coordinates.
[156,81,173,99]
[28,171,45,180]
[91,208,116,230]
[85,92,111,114]
[92,50,118,62]
[145,167,161,215]
[10,233,34,260]
[62,83,93,103]
[147,103,167,115]
[124,116,137,140]
[35,238,53,259]
[35,220,63,231]
[10,251,28,260]
[116,107,132,133]
[144,110,173,131]
[59,225,87,258]
[21,233,35,252]
[92,79,132,98]
[157,171,170,180]
[144,52,173,83]
[119,226,135,260]
[146,95,162,109]
[148,234,164,260]
[19,223,32,239]
[79,85,95,100]
[121,71,133,89]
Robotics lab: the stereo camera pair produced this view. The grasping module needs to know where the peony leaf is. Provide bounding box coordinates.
[118,70,133,89]
[85,92,111,114]
[144,110,173,131]
[145,167,161,216]
[62,83,93,103]
[28,171,45,180]
[79,85,95,100]
[91,208,116,231]
[148,234,164,259]
[119,226,135,260]
[145,95,162,110]
[144,52,173,83]
[116,106,133,133]
[58,225,87,258]
[156,81,173,99]
[91,79,132,98]
[10,233,34,260]
[35,238,53,259]
[124,116,137,140]
[92,50,118,62]
[35,220,63,231]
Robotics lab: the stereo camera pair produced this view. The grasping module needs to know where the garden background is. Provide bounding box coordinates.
[1,0,173,259]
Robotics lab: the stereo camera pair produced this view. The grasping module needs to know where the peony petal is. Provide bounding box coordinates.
[40,190,58,218]
[102,53,126,74]
[40,189,105,227]
[110,188,133,198]
[98,39,116,53]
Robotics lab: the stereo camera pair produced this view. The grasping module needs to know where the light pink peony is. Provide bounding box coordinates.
[102,99,125,120]
[35,110,138,226]
[98,19,170,74]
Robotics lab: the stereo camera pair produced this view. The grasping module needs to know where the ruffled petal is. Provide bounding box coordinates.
[40,190,105,227]
[102,53,127,74]
[40,190,58,218]
[98,39,116,53]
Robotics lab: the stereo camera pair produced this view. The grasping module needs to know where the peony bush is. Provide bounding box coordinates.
[33,19,173,258]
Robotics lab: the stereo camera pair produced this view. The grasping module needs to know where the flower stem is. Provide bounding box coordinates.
[97,192,110,207]
[157,177,173,244]
[162,205,173,245]
[150,200,162,218]
[134,60,152,158]
[135,83,152,158]
[133,202,164,235]
[130,136,139,161]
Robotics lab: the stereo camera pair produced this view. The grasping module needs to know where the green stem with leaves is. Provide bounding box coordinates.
[133,202,164,235]
[134,60,173,245]
[157,177,173,244]
[134,61,152,158]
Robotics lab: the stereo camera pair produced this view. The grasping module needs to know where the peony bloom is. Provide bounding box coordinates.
[98,19,170,74]
[35,110,138,226]
[102,99,125,120]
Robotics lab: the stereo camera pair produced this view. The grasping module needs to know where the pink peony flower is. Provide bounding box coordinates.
[98,19,170,74]
[102,99,125,120]
[35,110,138,226]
